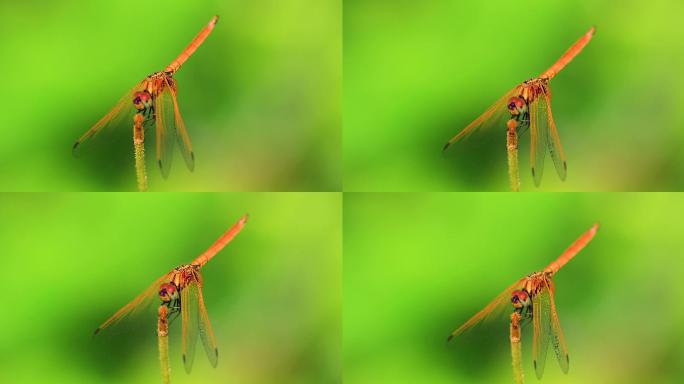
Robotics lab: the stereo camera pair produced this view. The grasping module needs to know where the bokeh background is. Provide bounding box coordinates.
[0,193,341,383]
[0,0,341,191]
[344,0,684,191]
[344,193,684,383]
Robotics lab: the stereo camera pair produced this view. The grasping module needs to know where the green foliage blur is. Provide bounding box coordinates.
[0,193,341,383]
[344,193,684,383]
[344,0,684,191]
[0,0,341,191]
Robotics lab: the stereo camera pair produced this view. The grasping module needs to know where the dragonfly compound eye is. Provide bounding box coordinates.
[132,91,153,111]
[159,283,178,302]
[511,290,530,309]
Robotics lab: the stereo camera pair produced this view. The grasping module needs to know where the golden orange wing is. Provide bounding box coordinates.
[448,278,526,341]
[94,272,172,334]
[532,281,552,379]
[73,83,145,155]
[168,82,195,172]
[181,279,200,373]
[197,283,219,367]
[541,86,568,181]
[443,86,521,151]
[547,281,570,374]
[529,90,549,186]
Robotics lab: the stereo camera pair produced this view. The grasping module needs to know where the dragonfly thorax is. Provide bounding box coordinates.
[171,264,201,289]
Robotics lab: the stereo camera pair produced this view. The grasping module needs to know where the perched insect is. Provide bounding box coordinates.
[448,224,599,382]
[444,27,595,187]
[74,16,220,179]
[95,214,248,375]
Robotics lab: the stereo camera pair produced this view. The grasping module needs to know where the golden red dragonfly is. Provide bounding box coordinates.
[444,27,595,187]
[74,16,220,179]
[448,224,599,382]
[95,214,248,374]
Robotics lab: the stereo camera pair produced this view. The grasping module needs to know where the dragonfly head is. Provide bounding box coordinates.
[507,97,527,116]
[133,91,153,111]
[511,290,531,310]
[159,282,179,303]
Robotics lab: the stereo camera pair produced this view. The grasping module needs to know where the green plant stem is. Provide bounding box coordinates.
[506,124,520,192]
[158,305,170,384]
[133,114,148,192]
[510,312,524,384]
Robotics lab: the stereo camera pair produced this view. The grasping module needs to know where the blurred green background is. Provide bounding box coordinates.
[0,0,341,191]
[344,0,684,191]
[0,193,341,383]
[344,193,684,383]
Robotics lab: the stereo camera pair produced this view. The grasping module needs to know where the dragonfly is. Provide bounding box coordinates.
[95,214,248,374]
[448,224,599,381]
[74,16,220,179]
[444,27,595,187]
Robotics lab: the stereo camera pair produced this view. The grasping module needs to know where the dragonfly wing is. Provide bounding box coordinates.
[155,79,178,179]
[448,278,525,341]
[94,272,171,334]
[168,83,195,172]
[529,90,549,186]
[197,284,219,367]
[532,282,552,379]
[181,279,200,373]
[540,86,567,181]
[73,83,144,155]
[443,86,520,150]
[547,281,570,373]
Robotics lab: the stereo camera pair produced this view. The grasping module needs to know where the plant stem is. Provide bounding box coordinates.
[506,121,520,192]
[158,305,170,384]
[510,312,524,384]
[133,114,148,192]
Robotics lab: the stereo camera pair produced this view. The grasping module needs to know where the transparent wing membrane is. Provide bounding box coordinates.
[155,80,178,179]
[197,285,219,367]
[541,87,568,181]
[532,284,552,379]
[547,283,570,373]
[73,84,144,155]
[444,86,520,150]
[448,279,525,340]
[94,273,171,334]
[529,93,549,186]
[169,84,195,171]
[181,279,200,373]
